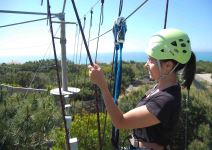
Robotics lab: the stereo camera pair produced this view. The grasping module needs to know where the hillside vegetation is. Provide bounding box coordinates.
[0,60,211,150]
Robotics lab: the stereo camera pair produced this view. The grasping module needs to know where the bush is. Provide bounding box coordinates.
[53,112,130,150]
[0,93,61,149]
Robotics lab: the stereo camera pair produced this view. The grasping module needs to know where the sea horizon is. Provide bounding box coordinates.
[0,51,211,64]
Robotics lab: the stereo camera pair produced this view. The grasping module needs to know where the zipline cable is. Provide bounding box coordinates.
[95,0,104,66]
[75,16,86,91]
[111,17,127,150]
[163,0,189,149]
[93,85,103,150]
[70,24,79,88]
[0,9,58,16]
[100,0,104,25]
[185,90,189,150]
[118,0,123,17]
[90,0,149,42]
[84,10,93,85]
[24,26,61,97]
[82,0,100,18]
[79,16,86,64]
[110,1,125,148]
[70,0,93,65]
[0,15,60,97]
[62,0,67,14]
[75,23,81,65]
[90,28,112,42]
[163,0,169,29]
[46,0,70,149]
[124,0,149,21]
[41,0,44,6]
[86,1,149,149]
[87,10,93,51]
[70,1,103,150]
[100,1,110,143]
[92,0,105,149]
[84,9,93,150]
[0,17,56,28]
[72,24,79,63]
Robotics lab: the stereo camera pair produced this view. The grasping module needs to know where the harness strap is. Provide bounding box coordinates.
[129,137,165,150]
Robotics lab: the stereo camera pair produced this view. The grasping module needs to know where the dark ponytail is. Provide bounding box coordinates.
[181,51,196,90]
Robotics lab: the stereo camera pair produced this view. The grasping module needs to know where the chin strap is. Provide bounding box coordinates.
[156,60,179,81]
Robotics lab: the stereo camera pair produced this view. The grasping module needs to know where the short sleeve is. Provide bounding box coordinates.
[146,93,175,124]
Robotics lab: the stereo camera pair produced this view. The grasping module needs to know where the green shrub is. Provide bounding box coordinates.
[0,93,61,149]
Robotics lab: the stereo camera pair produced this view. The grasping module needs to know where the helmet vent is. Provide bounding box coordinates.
[170,51,174,56]
[171,41,177,46]
[187,40,190,43]
[174,49,179,53]
[160,49,165,52]
[181,43,186,47]
[183,50,187,53]
[179,39,184,42]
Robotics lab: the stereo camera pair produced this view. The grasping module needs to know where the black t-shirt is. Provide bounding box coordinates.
[133,84,181,146]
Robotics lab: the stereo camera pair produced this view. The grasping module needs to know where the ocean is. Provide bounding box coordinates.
[71,51,211,64]
[1,51,211,64]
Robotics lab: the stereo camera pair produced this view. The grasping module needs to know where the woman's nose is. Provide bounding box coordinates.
[144,62,148,69]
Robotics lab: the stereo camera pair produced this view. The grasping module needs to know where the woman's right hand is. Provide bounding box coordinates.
[88,64,108,90]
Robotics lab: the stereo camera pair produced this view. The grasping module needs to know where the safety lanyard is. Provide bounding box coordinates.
[112,17,127,149]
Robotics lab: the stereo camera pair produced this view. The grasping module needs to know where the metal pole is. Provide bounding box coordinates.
[59,14,68,91]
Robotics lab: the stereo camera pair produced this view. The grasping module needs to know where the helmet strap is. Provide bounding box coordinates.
[156,60,165,81]
[156,61,179,81]
[169,63,179,75]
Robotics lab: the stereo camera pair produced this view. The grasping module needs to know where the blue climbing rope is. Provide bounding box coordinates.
[111,17,127,150]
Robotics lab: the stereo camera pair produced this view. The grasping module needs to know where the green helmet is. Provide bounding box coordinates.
[145,28,192,64]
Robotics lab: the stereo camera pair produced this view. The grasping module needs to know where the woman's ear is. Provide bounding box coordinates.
[163,61,175,74]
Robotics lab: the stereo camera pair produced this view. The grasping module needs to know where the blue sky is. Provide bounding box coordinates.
[0,0,212,63]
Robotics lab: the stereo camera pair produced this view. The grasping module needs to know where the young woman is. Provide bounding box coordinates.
[88,28,196,150]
